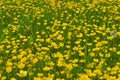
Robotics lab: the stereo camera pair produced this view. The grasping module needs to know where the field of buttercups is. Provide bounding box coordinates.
[0,0,120,80]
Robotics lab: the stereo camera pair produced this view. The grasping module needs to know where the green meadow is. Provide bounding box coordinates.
[0,0,120,80]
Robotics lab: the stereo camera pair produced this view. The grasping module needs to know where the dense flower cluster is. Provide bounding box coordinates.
[0,0,120,80]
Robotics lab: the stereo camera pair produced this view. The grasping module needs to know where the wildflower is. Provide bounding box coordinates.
[90,52,95,57]
[79,74,90,80]
[117,51,120,55]
[17,70,27,77]
[50,42,58,49]
[20,51,27,55]
[34,77,41,80]
[57,34,64,41]
[23,38,28,42]
[78,51,84,56]
[89,73,97,78]
[1,76,6,80]
[42,77,53,80]
[93,58,99,63]
[0,45,4,51]
[46,38,51,42]
[65,63,73,71]
[32,58,38,64]
[77,33,83,37]
[93,69,102,76]
[6,66,12,73]
[18,63,25,69]
[10,77,16,80]
[37,73,44,77]
[6,61,13,66]
[43,66,51,71]
[59,43,64,47]
[57,60,63,67]
[117,31,120,36]
[0,59,3,64]
[11,49,17,54]
[41,47,49,50]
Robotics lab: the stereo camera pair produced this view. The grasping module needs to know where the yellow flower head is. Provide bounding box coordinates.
[18,63,25,69]
[17,70,27,77]
[79,74,90,80]
[6,66,12,73]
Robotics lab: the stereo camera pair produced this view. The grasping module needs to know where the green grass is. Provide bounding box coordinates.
[0,0,120,80]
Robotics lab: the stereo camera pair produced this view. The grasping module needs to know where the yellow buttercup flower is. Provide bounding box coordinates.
[10,77,16,80]
[1,76,6,80]
[117,32,120,36]
[17,70,27,77]
[37,73,44,77]
[6,66,12,73]
[18,63,25,69]
[32,58,38,64]
[57,34,64,41]
[0,45,4,51]
[34,77,41,80]
[117,51,120,55]
[43,66,51,71]
[79,74,90,80]
[6,61,13,66]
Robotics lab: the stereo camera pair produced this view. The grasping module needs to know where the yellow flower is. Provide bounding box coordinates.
[6,61,13,66]
[6,45,11,49]
[12,56,17,60]
[37,73,44,77]
[34,77,41,80]
[90,52,95,57]
[0,45,4,51]
[117,51,120,55]
[79,59,85,63]
[20,51,27,55]
[93,58,99,63]
[46,38,51,42]
[57,34,64,41]
[18,63,25,69]
[23,39,28,42]
[41,47,49,50]
[78,51,84,56]
[0,59,3,64]
[17,70,27,77]
[10,77,16,80]
[1,76,6,80]
[93,69,102,76]
[49,62,55,67]
[93,47,100,51]
[5,50,10,54]
[32,58,38,64]
[117,32,120,36]
[65,63,73,71]
[107,76,116,80]
[43,66,51,71]
[105,53,111,58]
[79,74,90,80]
[42,77,53,80]
[77,33,83,37]
[89,73,97,78]
[6,66,12,73]
[11,49,17,54]
[95,42,102,47]
[75,41,80,44]
[50,42,58,49]
[59,43,64,47]
[57,60,63,67]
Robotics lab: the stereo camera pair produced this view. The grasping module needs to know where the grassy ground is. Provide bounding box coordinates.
[0,0,120,80]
